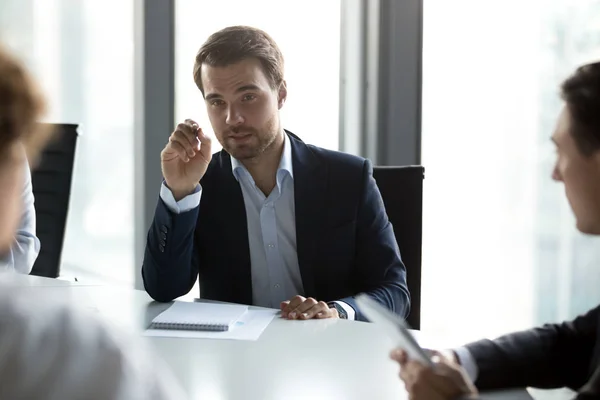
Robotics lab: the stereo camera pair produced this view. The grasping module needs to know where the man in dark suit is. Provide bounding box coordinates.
[141,26,410,322]
[392,62,600,399]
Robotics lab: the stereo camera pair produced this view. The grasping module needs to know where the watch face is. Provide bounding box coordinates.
[330,303,347,319]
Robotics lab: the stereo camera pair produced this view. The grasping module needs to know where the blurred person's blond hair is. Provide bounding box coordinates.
[0,44,52,164]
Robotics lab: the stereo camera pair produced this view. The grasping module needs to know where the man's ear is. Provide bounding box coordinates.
[277,80,288,109]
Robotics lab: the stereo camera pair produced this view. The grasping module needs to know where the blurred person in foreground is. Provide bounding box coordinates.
[391,61,600,400]
[0,44,187,400]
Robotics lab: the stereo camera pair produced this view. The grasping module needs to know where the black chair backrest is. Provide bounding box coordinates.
[30,123,78,278]
[373,166,424,329]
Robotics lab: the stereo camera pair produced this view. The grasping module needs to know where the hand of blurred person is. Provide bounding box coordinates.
[390,348,479,400]
[161,119,212,200]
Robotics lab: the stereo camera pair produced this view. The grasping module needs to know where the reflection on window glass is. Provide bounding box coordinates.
[175,0,341,152]
[422,0,600,342]
[0,0,135,285]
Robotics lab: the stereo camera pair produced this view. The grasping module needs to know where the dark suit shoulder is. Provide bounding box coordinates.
[306,144,368,172]
[300,144,371,215]
[303,145,370,201]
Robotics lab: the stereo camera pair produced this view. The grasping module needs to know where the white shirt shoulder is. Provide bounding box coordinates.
[0,280,187,400]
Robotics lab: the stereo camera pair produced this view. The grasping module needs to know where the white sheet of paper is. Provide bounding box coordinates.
[144,309,277,341]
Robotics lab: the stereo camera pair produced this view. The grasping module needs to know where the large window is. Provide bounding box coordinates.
[175,0,342,151]
[0,0,135,286]
[421,0,600,342]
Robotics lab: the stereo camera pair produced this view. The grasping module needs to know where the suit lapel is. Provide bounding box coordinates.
[288,131,327,298]
[216,152,253,304]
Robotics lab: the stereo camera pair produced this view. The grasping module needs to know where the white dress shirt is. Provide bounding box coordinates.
[0,158,40,273]
[160,132,356,319]
[0,273,187,400]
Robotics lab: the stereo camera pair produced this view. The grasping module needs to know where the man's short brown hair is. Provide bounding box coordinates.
[561,61,600,156]
[193,26,285,95]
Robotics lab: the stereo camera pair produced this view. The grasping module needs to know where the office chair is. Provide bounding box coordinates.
[30,123,78,278]
[373,165,424,329]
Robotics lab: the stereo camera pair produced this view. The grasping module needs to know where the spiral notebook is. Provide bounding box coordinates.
[149,301,249,332]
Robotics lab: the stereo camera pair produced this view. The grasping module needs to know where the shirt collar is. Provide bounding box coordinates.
[231,131,294,182]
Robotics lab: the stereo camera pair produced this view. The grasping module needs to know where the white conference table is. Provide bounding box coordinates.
[14,276,574,400]
[1,273,91,287]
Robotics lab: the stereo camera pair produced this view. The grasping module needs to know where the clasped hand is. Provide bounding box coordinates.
[280,295,339,320]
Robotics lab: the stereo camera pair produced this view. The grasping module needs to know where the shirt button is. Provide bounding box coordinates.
[274,283,281,289]
[267,243,275,248]
[159,244,165,253]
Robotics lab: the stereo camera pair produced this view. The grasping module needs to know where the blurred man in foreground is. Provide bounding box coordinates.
[392,61,600,400]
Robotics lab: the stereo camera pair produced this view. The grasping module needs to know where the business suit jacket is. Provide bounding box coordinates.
[466,304,600,398]
[142,131,410,321]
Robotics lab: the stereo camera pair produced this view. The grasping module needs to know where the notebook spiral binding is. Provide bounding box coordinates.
[150,322,228,332]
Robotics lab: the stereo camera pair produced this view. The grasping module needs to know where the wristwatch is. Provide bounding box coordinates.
[327,302,348,319]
